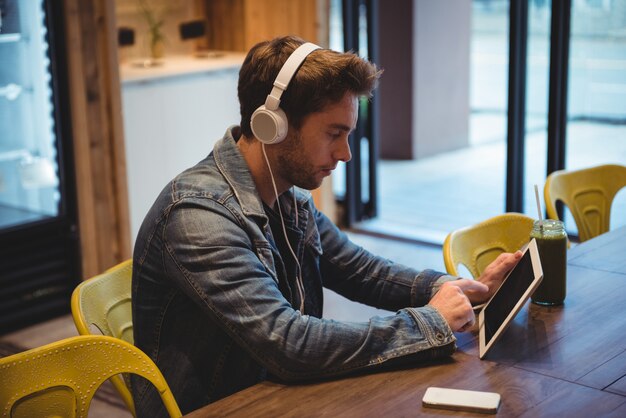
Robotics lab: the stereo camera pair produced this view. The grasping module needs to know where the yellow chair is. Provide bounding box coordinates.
[70,259,135,415]
[544,164,626,242]
[0,335,182,418]
[443,213,535,277]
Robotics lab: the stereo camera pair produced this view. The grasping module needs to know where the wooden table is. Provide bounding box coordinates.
[186,227,626,417]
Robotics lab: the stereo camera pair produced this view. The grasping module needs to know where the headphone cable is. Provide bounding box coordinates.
[262,143,306,313]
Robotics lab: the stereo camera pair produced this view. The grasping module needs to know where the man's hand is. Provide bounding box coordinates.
[429,251,523,332]
[428,281,484,332]
[459,251,523,304]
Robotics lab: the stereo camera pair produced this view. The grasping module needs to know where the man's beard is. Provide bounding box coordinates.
[275,132,324,190]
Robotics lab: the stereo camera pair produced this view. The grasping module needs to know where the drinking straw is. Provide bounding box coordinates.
[534,184,543,228]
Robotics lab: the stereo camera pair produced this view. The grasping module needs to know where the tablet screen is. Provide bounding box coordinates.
[483,250,534,343]
[479,238,543,359]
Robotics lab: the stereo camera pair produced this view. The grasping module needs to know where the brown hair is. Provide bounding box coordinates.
[238,35,381,138]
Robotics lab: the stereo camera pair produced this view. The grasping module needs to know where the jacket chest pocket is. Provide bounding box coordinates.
[305,226,323,258]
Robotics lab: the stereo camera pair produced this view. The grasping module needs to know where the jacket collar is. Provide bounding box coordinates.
[213,126,267,219]
[213,126,313,220]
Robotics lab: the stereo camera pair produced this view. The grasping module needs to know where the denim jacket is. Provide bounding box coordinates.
[131,126,458,417]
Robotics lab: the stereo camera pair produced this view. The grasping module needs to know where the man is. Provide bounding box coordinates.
[131,36,521,416]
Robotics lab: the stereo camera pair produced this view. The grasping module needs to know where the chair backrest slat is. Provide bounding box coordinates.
[443,213,535,277]
[544,164,626,242]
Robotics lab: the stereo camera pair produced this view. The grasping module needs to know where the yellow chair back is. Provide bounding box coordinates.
[0,335,182,418]
[544,164,626,242]
[70,259,135,415]
[443,213,535,277]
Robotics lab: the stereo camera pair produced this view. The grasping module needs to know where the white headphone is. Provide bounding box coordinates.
[250,42,321,144]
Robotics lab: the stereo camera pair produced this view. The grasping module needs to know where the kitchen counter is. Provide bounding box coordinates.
[119,52,246,84]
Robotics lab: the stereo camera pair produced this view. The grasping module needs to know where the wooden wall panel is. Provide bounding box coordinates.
[202,0,329,51]
[64,0,131,278]
[242,0,320,48]
[201,0,245,51]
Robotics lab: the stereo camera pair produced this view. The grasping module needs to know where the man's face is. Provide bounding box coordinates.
[275,92,357,190]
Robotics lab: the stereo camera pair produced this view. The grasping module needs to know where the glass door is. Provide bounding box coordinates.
[523,0,551,216]
[523,0,626,236]
[563,0,626,232]
[0,0,80,333]
[335,0,625,246]
[0,0,60,228]
[355,0,512,243]
[329,0,378,226]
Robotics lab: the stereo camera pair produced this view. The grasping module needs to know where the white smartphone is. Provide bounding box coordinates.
[422,387,501,414]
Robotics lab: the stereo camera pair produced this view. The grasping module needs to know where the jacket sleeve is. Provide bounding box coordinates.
[161,197,457,383]
[312,201,458,311]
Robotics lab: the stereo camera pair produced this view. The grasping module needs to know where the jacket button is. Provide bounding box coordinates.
[435,332,445,341]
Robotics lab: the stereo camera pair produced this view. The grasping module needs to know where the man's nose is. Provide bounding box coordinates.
[334,137,352,163]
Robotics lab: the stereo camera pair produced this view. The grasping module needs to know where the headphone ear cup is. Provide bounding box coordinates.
[251,105,289,145]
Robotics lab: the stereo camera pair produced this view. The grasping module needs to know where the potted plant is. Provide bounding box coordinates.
[137,0,166,60]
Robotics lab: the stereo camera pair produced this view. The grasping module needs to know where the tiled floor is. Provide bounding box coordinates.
[0,231,446,417]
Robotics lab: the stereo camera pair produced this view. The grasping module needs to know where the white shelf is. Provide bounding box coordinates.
[0,149,30,161]
[0,33,22,43]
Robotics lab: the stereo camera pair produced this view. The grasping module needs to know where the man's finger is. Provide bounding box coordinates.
[453,279,489,293]
[493,252,522,272]
[458,312,476,332]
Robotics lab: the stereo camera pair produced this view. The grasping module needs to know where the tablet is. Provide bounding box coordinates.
[478,238,543,359]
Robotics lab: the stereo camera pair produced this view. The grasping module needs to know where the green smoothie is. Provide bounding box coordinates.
[530,219,567,305]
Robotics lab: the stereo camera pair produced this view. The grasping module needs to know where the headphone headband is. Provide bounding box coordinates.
[264,42,321,110]
[251,42,321,144]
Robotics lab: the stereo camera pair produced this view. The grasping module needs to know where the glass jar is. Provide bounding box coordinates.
[530,219,567,305]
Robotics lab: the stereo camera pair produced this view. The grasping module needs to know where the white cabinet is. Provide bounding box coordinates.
[120,54,244,244]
